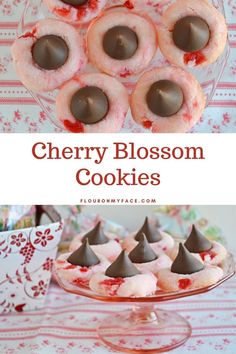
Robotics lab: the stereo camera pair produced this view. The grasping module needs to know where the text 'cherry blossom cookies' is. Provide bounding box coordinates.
[87,9,157,78]
[56,73,129,132]
[131,66,206,133]
[11,19,86,92]
[129,234,172,275]
[158,0,227,67]
[55,239,110,287]
[89,250,157,297]
[123,217,174,254]
[44,0,108,24]
[158,244,223,291]
[70,221,122,261]
[168,225,227,266]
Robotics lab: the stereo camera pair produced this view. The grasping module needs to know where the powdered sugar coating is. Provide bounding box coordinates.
[130,66,206,133]
[43,0,107,24]
[157,265,223,291]
[11,19,87,93]
[56,73,129,132]
[87,10,157,77]
[89,272,157,297]
[157,0,227,67]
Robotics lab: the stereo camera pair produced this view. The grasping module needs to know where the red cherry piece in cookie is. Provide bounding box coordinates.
[178,278,191,289]
[184,51,206,66]
[200,250,217,261]
[55,7,71,17]
[80,266,89,272]
[63,119,84,133]
[101,278,125,287]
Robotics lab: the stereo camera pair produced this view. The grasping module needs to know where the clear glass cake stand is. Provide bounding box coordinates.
[18,0,230,133]
[55,253,235,353]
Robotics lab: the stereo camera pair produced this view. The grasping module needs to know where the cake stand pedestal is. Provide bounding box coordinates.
[55,253,235,353]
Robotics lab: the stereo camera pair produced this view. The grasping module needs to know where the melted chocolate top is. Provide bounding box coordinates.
[135,217,162,243]
[146,80,184,117]
[70,86,109,124]
[82,221,109,245]
[185,225,212,253]
[105,250,140,278]
[61,0,88,6]
[32,35,69,70]
[129,233,158,264]
[103,26,138,60]
[67,239,100,267]
[173,16,210,53]
[171,243,204,275]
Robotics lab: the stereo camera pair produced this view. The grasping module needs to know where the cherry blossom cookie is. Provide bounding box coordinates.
[89,250,157,297]
[130,66,206,133]
[185,225,227,265]
[56,73,129,132]
[157,0,227,67]
[55,239,110,287]
[70,221,122,261]
[11,19,86,92]
[123,217,174,254]
[43,0,107,24]
[157,244,223,291]
[86,10,157,77]
[129,234,172,275]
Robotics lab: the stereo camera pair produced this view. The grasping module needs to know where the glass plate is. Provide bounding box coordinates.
[54,253,235,353]
[18,0,230,133]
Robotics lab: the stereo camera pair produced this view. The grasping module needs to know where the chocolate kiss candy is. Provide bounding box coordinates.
[105,250,140,278]
[135,217,162,243]
[171,243,204,275]
[83,221,109,245]
[146,80,184,117]
[67,239,100,267]
[173,16,210,53]
[103,26,138,60]
[32,35,69,70]
[129,233,158,264]
[62,0,88,6]
[70,86,109,124]
[185,225,212,253]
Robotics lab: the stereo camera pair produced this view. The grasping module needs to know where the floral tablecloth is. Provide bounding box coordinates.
[0,276,235,354]
[0,0,236,133]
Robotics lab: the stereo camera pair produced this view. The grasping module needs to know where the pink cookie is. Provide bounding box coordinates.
[89,273,157,297]
[55,252,110,287]
[169,241,227,267]
[11,19,86,93]
[124,231,174,255]
[89,250,157,297]
[56,73,129,132]
[43,0,107,24]
[70,229,122,262]
[158,243,223,291]
[87,10,157,78]
[157,265,223,292]
[130,66,205,133]
[157,0,227,67]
